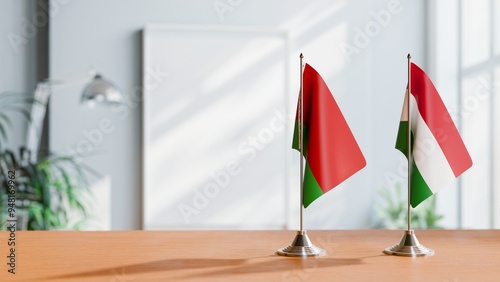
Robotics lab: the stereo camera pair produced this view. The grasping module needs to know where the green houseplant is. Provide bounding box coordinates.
[0,92,94,230]
[374,182,444,229]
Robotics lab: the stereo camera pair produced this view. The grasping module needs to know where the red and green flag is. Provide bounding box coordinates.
[396,62,473,207]
[293,63,366,208]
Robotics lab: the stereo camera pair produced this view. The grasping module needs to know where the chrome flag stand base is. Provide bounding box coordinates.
[384,230,434,257]
[277,230,326,257]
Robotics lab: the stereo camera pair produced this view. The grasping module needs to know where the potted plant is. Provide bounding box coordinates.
[0,92,95,230]
[373,182,444,229]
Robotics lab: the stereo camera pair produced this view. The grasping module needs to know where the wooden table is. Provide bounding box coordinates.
[0,230,499,281]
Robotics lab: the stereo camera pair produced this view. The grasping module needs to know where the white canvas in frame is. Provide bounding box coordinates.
[142,25,291,229]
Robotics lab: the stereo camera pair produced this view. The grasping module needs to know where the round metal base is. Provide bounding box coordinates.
[277,230,326,257]
[383,230,434,257]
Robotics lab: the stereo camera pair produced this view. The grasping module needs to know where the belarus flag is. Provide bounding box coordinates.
[293,64,366,208]
[396,63,473,208]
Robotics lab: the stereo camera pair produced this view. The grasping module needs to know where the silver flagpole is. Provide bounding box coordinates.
[277,53,325,257]
[407,53,412,233]
[299,53,304,232]
[384,54,434,257]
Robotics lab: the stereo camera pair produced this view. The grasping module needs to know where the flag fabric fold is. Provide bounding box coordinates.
[293,63,366,208]
[396,62,473,208]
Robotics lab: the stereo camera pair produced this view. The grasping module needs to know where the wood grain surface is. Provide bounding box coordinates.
[0,230,499,281]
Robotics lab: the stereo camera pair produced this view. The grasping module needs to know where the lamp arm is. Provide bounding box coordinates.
[26,68,96,160]
[25,83,51,162]
[42,67,97,89]
[43,77,95,91]
[25,68,121,160]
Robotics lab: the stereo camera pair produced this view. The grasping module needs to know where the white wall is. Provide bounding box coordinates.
[49,0,425,230]
[428,0,500,229]
[0,0,37,150]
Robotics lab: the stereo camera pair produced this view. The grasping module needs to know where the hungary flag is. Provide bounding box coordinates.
[396,62,472,208]
[293,64,366,208]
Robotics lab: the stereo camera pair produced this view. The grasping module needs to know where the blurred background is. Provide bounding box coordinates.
[0,0,498,230]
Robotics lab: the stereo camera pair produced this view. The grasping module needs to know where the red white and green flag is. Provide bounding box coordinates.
[293,64,366,208]
[396,62,473,208]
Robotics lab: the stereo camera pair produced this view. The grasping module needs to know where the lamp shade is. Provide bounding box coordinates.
[81,74,122,105]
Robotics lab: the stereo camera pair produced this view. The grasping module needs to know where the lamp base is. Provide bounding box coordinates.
[384,230,434,257]
[277,230,326,257]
